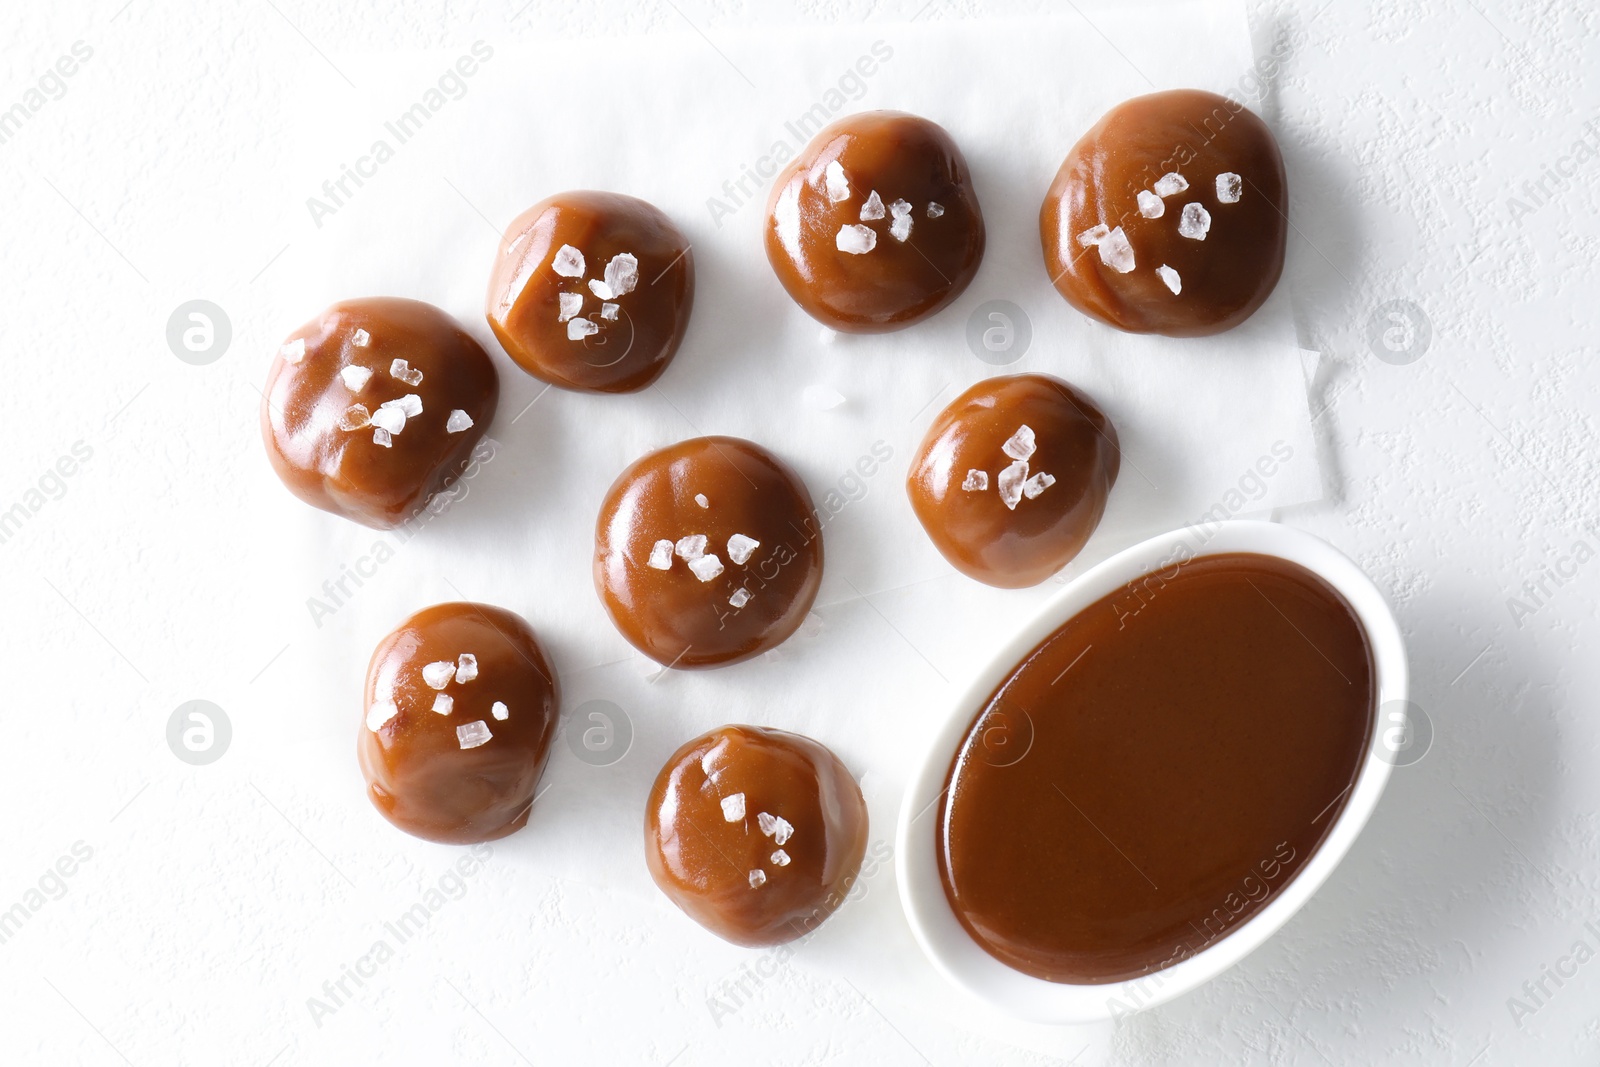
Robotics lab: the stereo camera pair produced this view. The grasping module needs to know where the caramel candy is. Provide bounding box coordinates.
[765,111,985,332]
[261,297,498,529]
[359,602,559,844]
[1040,89,1288,336]
[645,725,868,947]
[487,190,695,393]
[907,374,1119,588]
[594,436,823,669]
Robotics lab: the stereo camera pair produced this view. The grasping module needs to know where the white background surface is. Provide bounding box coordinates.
[1,1,1597,1065]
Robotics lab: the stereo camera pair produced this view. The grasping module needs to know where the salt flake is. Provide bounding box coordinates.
[1137,190,1165,218]
[491,700,509,721]
[1215,172,1243,204]
[1002,424,1036,461]
[340,365,373,392]
[456,720,492,749]
[1097,227,1136,273]
[729,587,751,608]
[1077,224,1110,248]
[962,469,988,492]
[1156,264,1182,295]
[432,693,454,716]
[824,160,850,202]
[600,302,619,321]
[445,409,474,433]
[675,534,707,562]
[557,292,583,322]
[748,869,767,888]
[280,338,306,363]
[1153,172,1189,197]
[1022,471,1056,499]
[997,460,1029,510]
[455,653,478,683]
[1178,202,1211,241]
[860,190,885,221]
[604,253,639,298]
[389,359,423,386]
[568,317,599,340]
[648,539,675,570]
[836,224,877,254]
[351,328,370,347]
[757,812,794,845]
[372,427,392,448]
[337,404,370,431]
[688,554,724,582]
[588,278,615,300]
[695,493,709,508]
[770,849,791,867]
[552,244,585,278]
[926,202,945,218]
[726,533,760,565]
[721,793,746,822]
[422,661,456,689]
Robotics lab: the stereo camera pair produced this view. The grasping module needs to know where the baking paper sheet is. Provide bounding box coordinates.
[254,2,1320,1057]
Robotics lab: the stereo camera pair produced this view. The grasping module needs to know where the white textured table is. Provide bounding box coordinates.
[2,1,1596,1064]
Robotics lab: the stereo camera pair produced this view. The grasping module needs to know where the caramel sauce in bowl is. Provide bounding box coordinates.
[895,521,1407,1023]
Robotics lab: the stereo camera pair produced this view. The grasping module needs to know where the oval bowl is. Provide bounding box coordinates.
[895,520,1408,1023]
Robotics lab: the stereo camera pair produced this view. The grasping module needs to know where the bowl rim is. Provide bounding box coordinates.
[893,519,1409,1024]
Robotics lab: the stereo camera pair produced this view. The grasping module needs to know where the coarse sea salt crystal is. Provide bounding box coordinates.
[1178,202,1211,241]
[721,793,746,822]
[1002,424,1036,461]
[351,328,370,347]
[695,493,709,508]
[824,160,850,202]
[340,365,373,392]
[675,534,707,561]
[648,539,675,569]
[371,403,407,435]
[422,661,456,689]
[1156,264,1182,295]
[557,292,583,322]
[455,653,478,683]
[338,404,370,431]
[604,253,639,298]
[588,278,615,300]
[1216,172,1243,204]
[446,409,474,433]
[372,427,392,448]
[748,869,767,888]
[1137,190,1165,218]
[1098,227,1136,273]
[456,720,492,749]
[962,469,988,492]
[836,224,876,254]
[600,303,618,321]
[997,460,1029,510]
[280,338,306,363]
[726,533,760,565]
[1022,471,1056,499]
[1153,172,1189,197]
[888,198,913,241]
[689,554,724,582]
[926,202,945,218]
[432,693,454,716]
[770,849,791,867]
[366,701,398,732]
[395,393,423,418]
[860,190,885,221]
[1077,224,1110,248]
[568,318,599,341]
[491,700,509,721]
[552,244,585,277]
[758,812,794,845]
[729,587,751,608]
[389,358,423,386]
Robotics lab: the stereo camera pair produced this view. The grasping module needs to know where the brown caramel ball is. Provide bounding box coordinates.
[486,190,695,393]
[593,437,823,669]
[358,602,559,844]
[907,374,1120,588]
[1040,89,1288,337]
[261,297,498,530]
[644,725,869,947]
[765,111,985,333]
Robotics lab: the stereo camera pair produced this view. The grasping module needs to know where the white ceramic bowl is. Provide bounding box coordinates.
[895,520,1408,1024]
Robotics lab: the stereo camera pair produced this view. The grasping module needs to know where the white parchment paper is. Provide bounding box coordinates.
[256,3,1319,1055]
